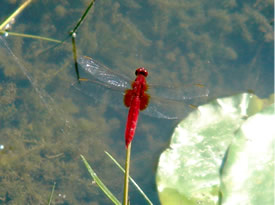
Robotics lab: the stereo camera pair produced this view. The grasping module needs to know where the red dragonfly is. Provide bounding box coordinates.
[75,56,209,148]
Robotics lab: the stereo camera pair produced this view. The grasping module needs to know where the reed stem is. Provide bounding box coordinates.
[123,142,132,205]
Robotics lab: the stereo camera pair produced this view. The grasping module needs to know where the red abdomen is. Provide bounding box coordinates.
[124,96,140,147]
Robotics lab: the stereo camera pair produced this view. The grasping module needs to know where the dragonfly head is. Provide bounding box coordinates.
[135,67,148,77]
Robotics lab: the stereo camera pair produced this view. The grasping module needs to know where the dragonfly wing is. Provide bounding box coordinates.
[73,56,132,109]
[142,84,209,119]
[149,84,209,101]
[78,56,131,89]
[72,79,127,110]
[141,97,198,119]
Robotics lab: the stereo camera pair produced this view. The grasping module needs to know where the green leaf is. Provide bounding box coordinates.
[80,155,121,205]
[156,93,274,205]
[220,103,274,204]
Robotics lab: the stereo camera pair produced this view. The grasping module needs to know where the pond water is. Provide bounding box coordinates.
[0,0,273,204]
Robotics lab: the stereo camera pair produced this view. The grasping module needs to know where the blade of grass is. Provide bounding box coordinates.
[105,151,153,205]
[80,155,121,205]
[0,31,62,43]
[123,143,132,205]
[47,182,56,205]
[69,0,96,35]
[0,0,32,30]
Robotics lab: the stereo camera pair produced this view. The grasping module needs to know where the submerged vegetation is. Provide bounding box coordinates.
[0,0,273,204]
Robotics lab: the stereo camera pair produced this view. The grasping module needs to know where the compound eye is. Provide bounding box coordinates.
[135,67,148,77]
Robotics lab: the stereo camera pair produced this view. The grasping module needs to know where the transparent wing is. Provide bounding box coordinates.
[72,56,131,110]
[143,83,209,119]
[78,56,131,89]
[148,84,209,101]
[143,99,191,119]
[72,78,127,110]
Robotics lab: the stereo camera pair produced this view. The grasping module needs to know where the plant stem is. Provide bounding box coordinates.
[105,151,153,205]
[71,33,80,80]
[47,182,56,205]
[0,0,32,30]
[70,0,96,35]
[123,142,132,205]
[0,31,62,43]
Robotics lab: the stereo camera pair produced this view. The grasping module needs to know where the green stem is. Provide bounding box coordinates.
[0,31,62,43]
[47,182,56,205]
[123,142,132,205]
[70,0,96,35]
[0,0,32,30]
[71,34,80,80]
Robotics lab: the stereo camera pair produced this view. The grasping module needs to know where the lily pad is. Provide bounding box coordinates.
[220,103,274,205]
[156,93,274,205]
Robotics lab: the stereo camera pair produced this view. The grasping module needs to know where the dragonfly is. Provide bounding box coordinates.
[75,56,209,148]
